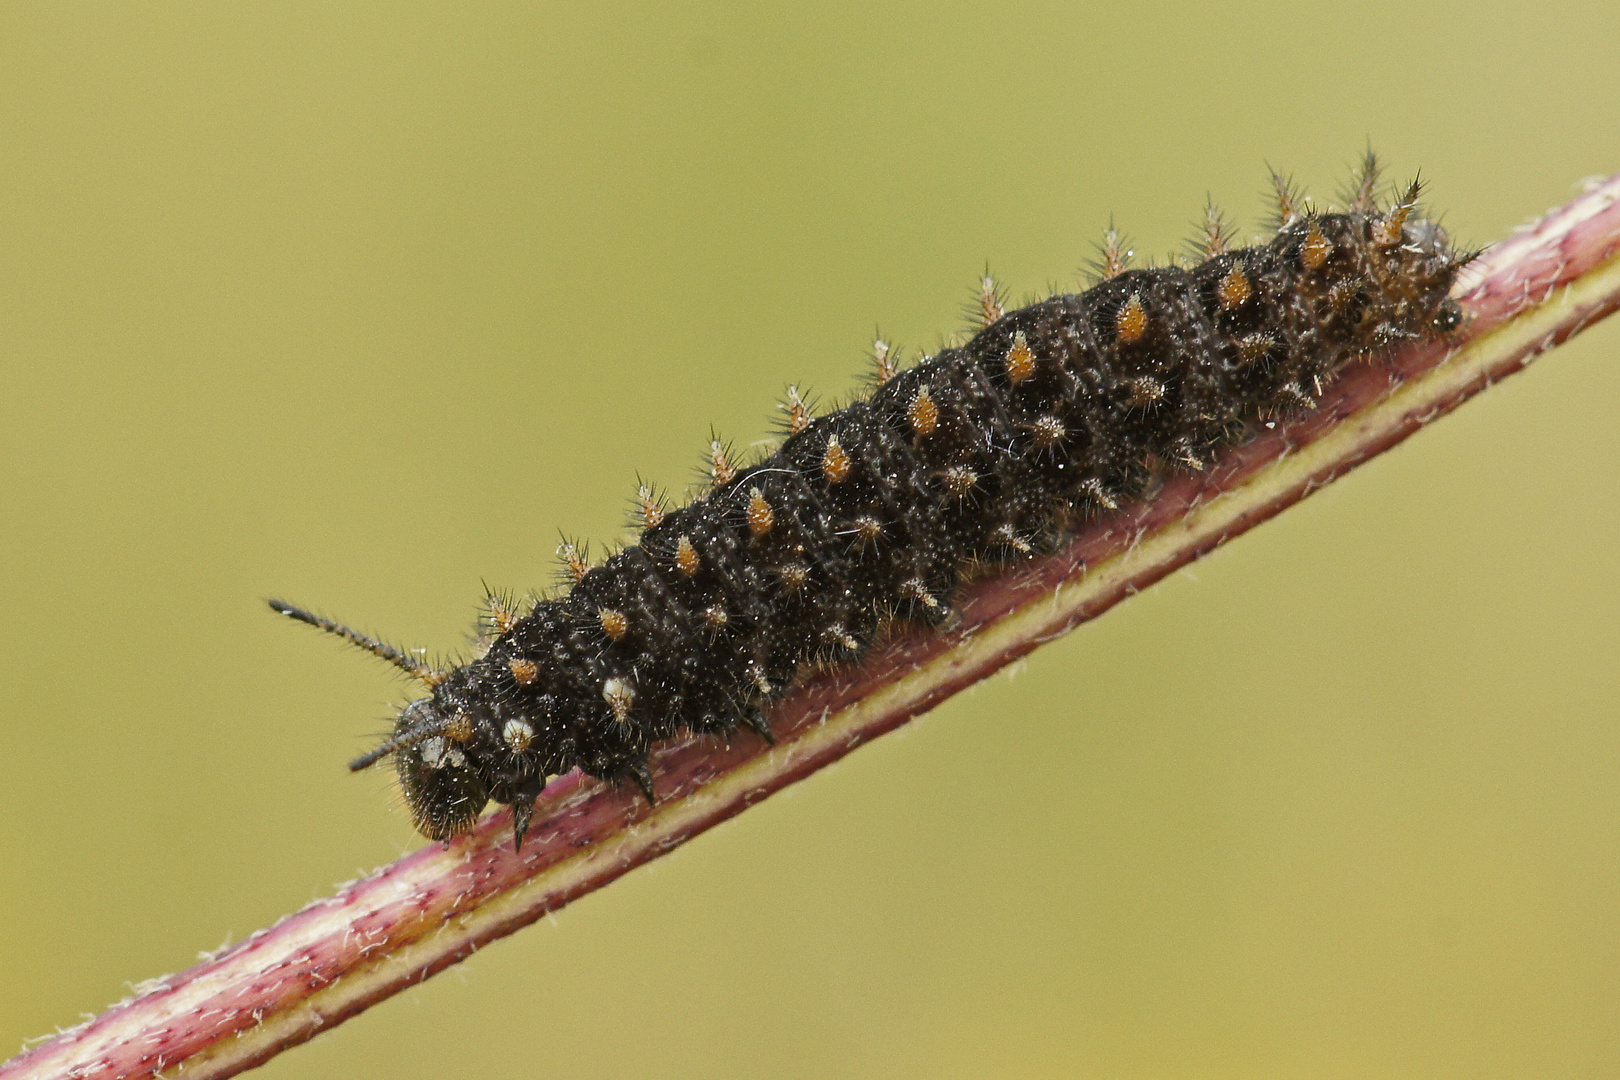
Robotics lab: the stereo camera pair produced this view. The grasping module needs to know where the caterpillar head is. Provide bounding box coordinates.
[387,698,491,841]
[269,599,534,843]
[368,675,558,845]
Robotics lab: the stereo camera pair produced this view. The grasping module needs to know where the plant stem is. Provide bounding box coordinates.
[6,175,1619,1080]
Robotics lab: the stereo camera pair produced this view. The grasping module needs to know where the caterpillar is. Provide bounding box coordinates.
[272,156,1469,849]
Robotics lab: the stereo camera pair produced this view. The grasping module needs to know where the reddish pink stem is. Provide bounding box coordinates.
[6,176,1619,1080]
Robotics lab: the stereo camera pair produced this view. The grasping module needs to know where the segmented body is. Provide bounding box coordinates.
[278,166,1467,845]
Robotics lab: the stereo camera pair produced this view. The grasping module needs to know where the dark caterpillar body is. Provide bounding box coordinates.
[273,159,1468,847]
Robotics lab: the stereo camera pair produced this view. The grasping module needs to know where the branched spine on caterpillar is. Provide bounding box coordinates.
[272,155,1470,849]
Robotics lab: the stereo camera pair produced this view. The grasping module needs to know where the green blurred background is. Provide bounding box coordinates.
[2,2,1617,1077]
